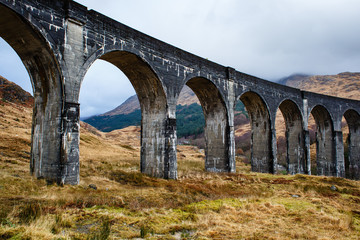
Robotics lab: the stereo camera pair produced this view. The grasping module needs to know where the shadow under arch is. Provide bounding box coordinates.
[239,91,273,173]
[310,105,335,176]
[185,77,233,172]
[0,4,65,183]
[277,99,306,174]
[82,50,173,178]
[343,109,360,180]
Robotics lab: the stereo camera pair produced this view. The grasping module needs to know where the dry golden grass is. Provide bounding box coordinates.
[1,101,360,239]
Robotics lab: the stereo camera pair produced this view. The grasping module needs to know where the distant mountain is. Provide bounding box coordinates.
[102,85,199,116]
[103,95,140,116]
[278,72,360,100]
[84,84,249,140]
[84,72,360,150]
[0,75,34,107]
[277,74,312,87]
[84,85,208,138]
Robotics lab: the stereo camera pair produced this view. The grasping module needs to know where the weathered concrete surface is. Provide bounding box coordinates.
[0,2,65,183]
[0,0,359,184]
[344,110,360,180]
[186,77,231,172]
[240,92,273,173]
[311,105,336,176]
[279,100,305,175]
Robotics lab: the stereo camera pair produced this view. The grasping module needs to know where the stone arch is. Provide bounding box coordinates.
[80,50,174,178]
[0,4,66,183]
[310,105,335,176]
[184,77,232,172]
[343,109,360,179]
[239,91,273,173]
[277,99,305,174]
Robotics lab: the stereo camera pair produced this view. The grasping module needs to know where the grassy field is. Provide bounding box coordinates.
[0,101,360,239]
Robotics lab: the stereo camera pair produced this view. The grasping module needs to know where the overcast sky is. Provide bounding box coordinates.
[1,0,359,117]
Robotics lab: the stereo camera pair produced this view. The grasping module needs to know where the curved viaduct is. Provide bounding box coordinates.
[1,0,359,184]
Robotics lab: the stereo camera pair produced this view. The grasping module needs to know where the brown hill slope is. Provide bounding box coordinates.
[1,75,360,239]
[0,76,34,107]
[280,72,360,100]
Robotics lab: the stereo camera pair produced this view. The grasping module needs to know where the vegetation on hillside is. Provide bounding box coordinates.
[1,100,360,239]
[85,101,249,139]
[84,109,142,132]
[176,103,205,138]
[1,74,360,239]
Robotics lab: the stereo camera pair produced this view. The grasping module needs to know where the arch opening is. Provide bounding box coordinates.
[175,85,205,175]
[310,105,335,176]
[308,114,317,174]
[0,37,34,184]
[80,50,170,178]
[0,4,64,183]
[343,109,360,180]
[185,77,231,172]
[79,59,141,179]
[275,108,286,174]
[276,100,305,175]
[239,92,273,173]
[0,38,31,94]
[234,99,251,172]
[79,60,136,119]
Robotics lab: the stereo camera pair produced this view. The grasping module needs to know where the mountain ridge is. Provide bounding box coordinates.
[95,71,360,119]
[279,72,360,100]
[101,85,200,116]
[84,72,360,137]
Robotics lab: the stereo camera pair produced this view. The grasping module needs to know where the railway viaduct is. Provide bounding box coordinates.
[0,0,359,184]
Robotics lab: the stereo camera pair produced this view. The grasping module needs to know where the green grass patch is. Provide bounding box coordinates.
[183,198,244,214]
[274,198,315,212]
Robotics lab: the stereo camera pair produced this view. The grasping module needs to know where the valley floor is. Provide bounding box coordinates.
[0,102,360,239]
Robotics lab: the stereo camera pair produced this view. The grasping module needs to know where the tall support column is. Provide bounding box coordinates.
[55,3,87,185]
[227,67,236,173]
[303,130,311,175]
[60,102,80,185]
[204,115,231,172]
[334,131,345,178]
[164,118,177,179]
[228,125,236,173]
[141,111,178,179]
[30,99,63,183]
[302,97,311,175]
[347,132,360,180]
[271,128,277,174]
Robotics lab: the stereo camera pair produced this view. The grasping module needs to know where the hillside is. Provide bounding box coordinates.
[1,76,360,239]
[0,76,34,107]
[84,85,249,141]
[84,72,360,163]
[91,72,360,121]
[102,85,200,116]
[279,72,360,101]
[85,85,206,136]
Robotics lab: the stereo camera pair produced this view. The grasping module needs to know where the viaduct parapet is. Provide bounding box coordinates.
[0,0,359,184]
